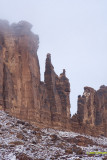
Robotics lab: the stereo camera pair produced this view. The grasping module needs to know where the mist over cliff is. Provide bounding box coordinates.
[0,20,107,138]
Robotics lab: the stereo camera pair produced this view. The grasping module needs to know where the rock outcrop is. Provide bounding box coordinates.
[44,53,70,127]
[71,86,107,137]
[0,20,41,124]
[0,20,107,137]
[0,20,70,129]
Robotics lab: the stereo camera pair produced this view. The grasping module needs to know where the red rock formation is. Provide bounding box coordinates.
[44,53,70,127]
[0,20,41,124]
[0,20,70,128]
[71,86,107,137]
[0,20,107,137]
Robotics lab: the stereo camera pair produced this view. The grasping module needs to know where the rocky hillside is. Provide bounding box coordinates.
[0,110,107,160]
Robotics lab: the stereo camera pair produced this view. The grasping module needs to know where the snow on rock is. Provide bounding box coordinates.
[0,110,107,160]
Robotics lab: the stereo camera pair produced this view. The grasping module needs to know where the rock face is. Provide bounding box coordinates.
[44,54,70,127]
[71,86,107,137]
[0,20,107,137]
[0,20,70,128]
[0,20,41,124]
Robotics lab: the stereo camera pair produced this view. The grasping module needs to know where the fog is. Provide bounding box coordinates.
[0,0,107,115]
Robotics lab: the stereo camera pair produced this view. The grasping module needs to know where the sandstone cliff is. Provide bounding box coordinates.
[44,53,70,127]
[0,20,41,124]
[0,20,107,137]
[71,86,107,137]
[0,20,70,128]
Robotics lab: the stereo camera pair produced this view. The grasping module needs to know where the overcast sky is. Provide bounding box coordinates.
[0,0,107,115]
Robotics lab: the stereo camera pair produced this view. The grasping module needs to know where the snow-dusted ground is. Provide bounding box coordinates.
[0,110,107,160]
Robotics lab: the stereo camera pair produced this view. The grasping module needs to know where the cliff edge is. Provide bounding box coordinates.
[0,20,107,137]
